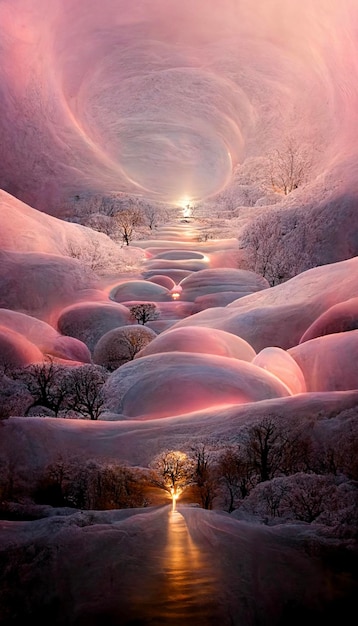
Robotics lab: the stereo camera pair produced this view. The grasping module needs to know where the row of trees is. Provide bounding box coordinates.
[64,138,315,285]
[1,304,161,419]
[32,457,148,510]
[149,418,313,513]
[69,197,171,247]
[149,415,357,528]
[3,415,354,531]
[5,360,109,420]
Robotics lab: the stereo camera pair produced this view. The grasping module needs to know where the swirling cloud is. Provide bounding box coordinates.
[0,0,357,212]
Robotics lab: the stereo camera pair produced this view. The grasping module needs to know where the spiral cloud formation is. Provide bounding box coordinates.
[0,0,357,213]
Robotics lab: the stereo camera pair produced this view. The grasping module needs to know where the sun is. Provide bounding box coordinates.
[178,196,193,218]
[178,196,192,209]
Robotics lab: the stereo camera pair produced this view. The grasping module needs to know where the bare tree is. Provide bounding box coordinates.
[35,456,147,509]
[85,214,116,238]
[129,303,160,325]
[245,416,311,483]
[11,359,69,416]
[64,364,109,420]
[66,240,107,273]
[309,420,358,481]
[267,137,312,195]
[191,444,218,510]
[92,462,148,509]
[149,450,195,502]
[217,445,254,512]
[10,361,109,420]
[113,205,144,245]
[34,455,76,506]
[142,204,168,230]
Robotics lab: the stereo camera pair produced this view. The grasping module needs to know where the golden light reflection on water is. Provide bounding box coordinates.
[126,507,220,625]
[155,509,220,624]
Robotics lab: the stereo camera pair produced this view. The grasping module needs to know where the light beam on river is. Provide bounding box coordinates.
[123,507,221,625]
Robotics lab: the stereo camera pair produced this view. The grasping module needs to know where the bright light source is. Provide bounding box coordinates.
[171,292,180,300]
[178,196,193,219]
[170,487,181,511]
[178,196,192,209]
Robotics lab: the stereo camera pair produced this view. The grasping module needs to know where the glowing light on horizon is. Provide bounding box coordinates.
[170,487,181,511]
[178,197,193,219]
[170,284,182,300]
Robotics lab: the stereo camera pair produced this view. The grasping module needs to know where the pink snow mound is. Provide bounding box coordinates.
[109,280,171,303]
[0,190,67,254]
[0,250,99,324]
[135,326,256,361]
[0,309,91,363]
[192,292,253,313]
[119,300,194,324]
[208,248,246,270]
[0,325,44,368]
[289,330,358,392]
[104,352,291,419]
[172,257,358,351]
[253,347,306,395]
[152,301,194,320]
[93,325,157,370]
[179,268,269,302]
[0,191,146,276]
[57,301,133,352]
[140,241,240,254]
[299,297,358,343]
[142,269,193,283]
[51,336,92,363]
[147,275,176,290]
[146,320,181,334]
[143,258,210,273]
[151,250,207,261]
[3,392,358,467]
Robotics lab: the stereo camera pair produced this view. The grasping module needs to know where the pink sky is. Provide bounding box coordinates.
[1,0,358,212]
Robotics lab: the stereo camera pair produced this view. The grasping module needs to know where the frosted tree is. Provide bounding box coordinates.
[142,204,169,230]
[149,450,195,505]
[240,211,316,285]
[129,303,160,325]
[93,325,157,371]
[267,137,313,195]
[114,205,144,245]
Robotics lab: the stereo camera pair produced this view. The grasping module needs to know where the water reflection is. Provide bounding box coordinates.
[127,507,220,625]
[157,508,220,624]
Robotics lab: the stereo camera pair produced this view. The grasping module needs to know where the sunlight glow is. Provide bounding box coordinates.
[178,196,192,209]
[170,487,182,511]
[178,197,193,219]
[170,284,182,300]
